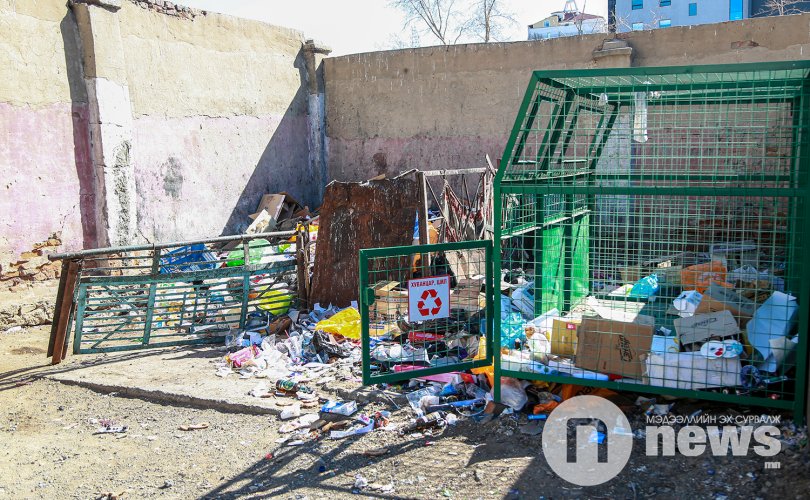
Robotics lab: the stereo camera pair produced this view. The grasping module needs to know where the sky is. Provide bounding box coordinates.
[179,1,609,56]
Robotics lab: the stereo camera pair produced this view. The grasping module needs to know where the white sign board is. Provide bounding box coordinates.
[407,276,451,321]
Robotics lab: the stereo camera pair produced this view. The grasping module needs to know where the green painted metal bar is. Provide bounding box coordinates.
[141,248,161,346]
[511,94,543,166]
[790,77,810,424]
[496,73,540,183]
[500,368,794,409]
[72,284,88,354]
[499,185,805,197]
[537,90,575,171]
[81,336,226,354]
[566,80,806,96]
[359,249,373,385]
[369,359,493,386]
[484,241,495,367]
[531,60,810,80]
[49,230,296,261]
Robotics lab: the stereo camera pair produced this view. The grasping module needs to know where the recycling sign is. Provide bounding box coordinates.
[407,276,451,321]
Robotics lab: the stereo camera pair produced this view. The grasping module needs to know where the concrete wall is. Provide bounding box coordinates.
[115,2,313,241]
[0,0,93,263]
[323,14,810,182]
[0,0,320,264]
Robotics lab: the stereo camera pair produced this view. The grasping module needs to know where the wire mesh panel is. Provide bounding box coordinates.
[494,61,810,419]
[62,232,301,354]
[359,241,494,384]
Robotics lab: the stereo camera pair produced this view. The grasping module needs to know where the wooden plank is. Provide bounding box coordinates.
[51,260,79,365]
[47,260,70,357]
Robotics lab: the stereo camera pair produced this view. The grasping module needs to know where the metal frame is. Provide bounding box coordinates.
[48,230,303,356]
[493,61,810,420]
[359,240,494,385]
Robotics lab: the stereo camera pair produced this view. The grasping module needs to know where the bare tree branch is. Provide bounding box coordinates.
[391,0,515,45]
[391,0,469,45]
[761,0,810,16]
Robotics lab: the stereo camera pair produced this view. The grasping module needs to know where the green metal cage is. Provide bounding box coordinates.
[494,61,810,420]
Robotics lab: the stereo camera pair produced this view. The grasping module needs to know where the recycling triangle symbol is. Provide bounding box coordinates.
[416,288,442,316]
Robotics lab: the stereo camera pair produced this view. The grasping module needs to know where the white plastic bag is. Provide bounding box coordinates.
[511,282,536,320]
[498,377,529,411]
[746,291,798,372]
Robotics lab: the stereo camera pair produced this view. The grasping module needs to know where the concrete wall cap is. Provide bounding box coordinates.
[71,0,122,11]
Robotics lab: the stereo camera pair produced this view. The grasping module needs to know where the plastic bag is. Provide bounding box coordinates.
[728,265,768,284]
[629,274,659,298]
[681,261,733,294]
[511,282,535,320]
[257,288,292,315]
[315,307,361,339]
[499,377,529,411]
[225,239,272,267]
[500,312,525,348]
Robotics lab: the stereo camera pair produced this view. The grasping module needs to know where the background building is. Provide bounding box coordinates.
[612,0,810,31]
[528,0,607,40]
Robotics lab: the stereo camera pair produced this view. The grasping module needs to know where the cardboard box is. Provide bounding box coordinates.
[371,281,408,321]
[575,318,654,379]
[451,278,486,312]
[651,334,680,354]
[249,192,304,221]
[673,310,740,346]
[646,352,741,389]
[551,319,580,356]
[695,283,758,327]
[619,253,699,285]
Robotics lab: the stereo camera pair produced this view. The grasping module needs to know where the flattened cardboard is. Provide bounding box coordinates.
[371,281,408,320]
[673,309,740,346]
[575,318,654,379]
[695,283,758,327]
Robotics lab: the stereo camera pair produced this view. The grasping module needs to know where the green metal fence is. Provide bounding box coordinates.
[494,61,810,421]
[359,240,494,385]
[48,230,305,355]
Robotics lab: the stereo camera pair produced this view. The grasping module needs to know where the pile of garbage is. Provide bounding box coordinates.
[215,304,362,381]
[499,244,800,399]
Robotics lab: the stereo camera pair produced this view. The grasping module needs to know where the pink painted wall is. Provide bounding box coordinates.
[0,102,94,259]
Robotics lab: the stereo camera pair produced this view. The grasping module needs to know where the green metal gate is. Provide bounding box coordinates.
[48,230,306,357]
[494,61,810,421]
[359,240,494,385]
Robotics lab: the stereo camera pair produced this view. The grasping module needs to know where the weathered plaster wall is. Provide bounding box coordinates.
[0,0,93,262]
[116,2,312,241]
[324,14,810,182]
[1,0,315,259]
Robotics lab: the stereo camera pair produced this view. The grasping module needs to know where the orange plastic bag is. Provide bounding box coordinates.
[680,261,734,293]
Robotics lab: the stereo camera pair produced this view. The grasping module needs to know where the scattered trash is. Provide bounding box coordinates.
[94,419,128,435]
[178,423,209,431]
[362,447,390,457]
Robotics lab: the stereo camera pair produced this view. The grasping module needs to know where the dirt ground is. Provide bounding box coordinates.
[1,324,810,499]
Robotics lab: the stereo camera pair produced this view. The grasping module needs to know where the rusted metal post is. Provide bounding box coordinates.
[417,171,431,276]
